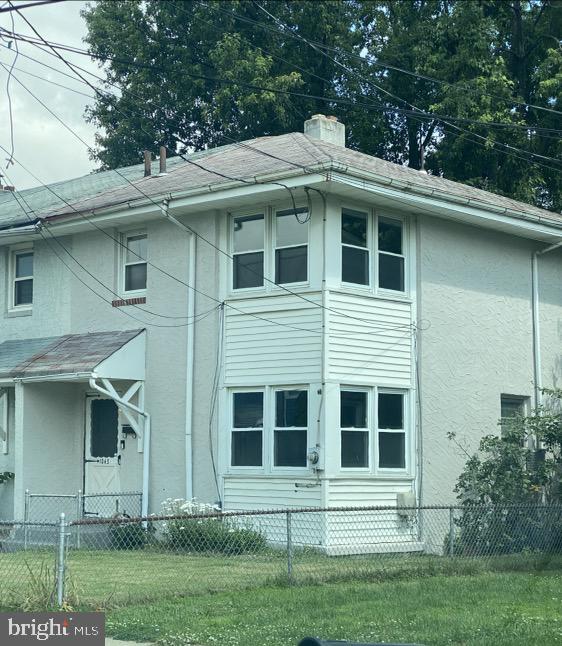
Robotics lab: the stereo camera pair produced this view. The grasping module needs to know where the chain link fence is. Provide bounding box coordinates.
[1,504,561,610]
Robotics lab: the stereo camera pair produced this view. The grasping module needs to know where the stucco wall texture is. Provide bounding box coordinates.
[418,216,562,506]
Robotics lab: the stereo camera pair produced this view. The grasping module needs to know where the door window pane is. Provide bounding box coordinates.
[274,429,307,467]
[379,254,404,291]
[233,392,263,428]
[341,391,367,428]
[342,246,369,285]
[125,263,147,291]
[342,210,367,247]
[379,218,402,254]
[90,399,118,458]
[341,431,369,468]
[276,210,308,247]
[233,215,264,252]
[275,246,307,284]
[15,252,33,278]
[378,393,404,429]
[14,280,33,306]
[233,252,264,289]
[232,431,262,466]
[378,432,405,469]
[276,390,307,427]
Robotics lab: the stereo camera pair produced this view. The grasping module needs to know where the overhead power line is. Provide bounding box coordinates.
[0,0,63,13]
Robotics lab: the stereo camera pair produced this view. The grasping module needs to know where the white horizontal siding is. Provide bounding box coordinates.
[327,291,413,386]
[224,294,322,384]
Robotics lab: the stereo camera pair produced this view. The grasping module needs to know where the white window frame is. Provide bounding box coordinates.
[122,231,147,295]
[0,389,8,455]
[274,207,310,287]
[9,244,34,311]
[272,386,309,471]
[338,385,411,475]
[340,387,371,472]
[228,385,310,475]
[339,205,408,296]
[341,207,371,289]
[229,204,310,294]
[230,387,265,470]
[231,213,266,292]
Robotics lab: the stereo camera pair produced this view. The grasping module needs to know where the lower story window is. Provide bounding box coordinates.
[339,387,408,471]
[231,391,263,467]
[230,386,309,470]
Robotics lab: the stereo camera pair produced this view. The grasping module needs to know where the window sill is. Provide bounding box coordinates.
[6,307,33,318]
[332,285,412,305]
[228,286,320,301]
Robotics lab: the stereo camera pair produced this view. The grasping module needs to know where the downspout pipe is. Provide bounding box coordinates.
[158,201,196,501]
[532,239,562,406]
[89,377,151,518]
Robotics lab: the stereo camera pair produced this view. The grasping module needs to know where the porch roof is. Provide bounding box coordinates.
[0,329,145,381]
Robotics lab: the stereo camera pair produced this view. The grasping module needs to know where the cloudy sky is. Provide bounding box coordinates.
[0,0,100,190]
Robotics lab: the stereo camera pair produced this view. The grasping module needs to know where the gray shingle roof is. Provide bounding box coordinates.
[2,132,560,229]
[0,329,143,379]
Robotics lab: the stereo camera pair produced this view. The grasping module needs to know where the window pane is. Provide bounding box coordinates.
[276,210,308,247]
[379,253,404,291]
[274,429,307,467]
[14,279,33,306]
[232,431,262,466]
[233,252,264,289]
[501,396,526,418]
[125,263,147,291]
[233,392,263,428]
[126,235,147,263]
[341,430,369,468]
[15,252,33,278]
[276,390,307,427]
[379,432,405,469]
[91,399,118,458]
[342,246,369,285]
[379,218,402,254]
[342,210,367,247]
[233,215,264,253]
[275,246,307,284]
[378,393,403,429]
[341,391,367,428]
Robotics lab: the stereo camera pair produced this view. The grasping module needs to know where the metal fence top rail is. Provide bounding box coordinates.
[70,503,562,527]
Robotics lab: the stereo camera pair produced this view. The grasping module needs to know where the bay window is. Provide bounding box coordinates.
[233,214,264,289]
[231,391,263,467]
[341,209,406,293]
[340,387,408,472]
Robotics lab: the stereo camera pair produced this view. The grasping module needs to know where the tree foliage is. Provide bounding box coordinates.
[83,0,562,211]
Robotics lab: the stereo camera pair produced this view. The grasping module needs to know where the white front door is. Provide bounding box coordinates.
[84,397,121,517]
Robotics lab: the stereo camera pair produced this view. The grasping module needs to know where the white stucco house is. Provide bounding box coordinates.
[0,115,561,546]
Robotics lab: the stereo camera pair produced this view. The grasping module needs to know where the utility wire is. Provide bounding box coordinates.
[2,2,18,168]
[0,0,63,13]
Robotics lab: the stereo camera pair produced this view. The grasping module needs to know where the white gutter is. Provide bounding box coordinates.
[158,202,196,501]
[14,371,94,383]
[532,239,562,406]
[89,376,151,518]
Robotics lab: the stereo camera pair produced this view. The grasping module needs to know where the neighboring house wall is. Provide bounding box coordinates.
[418,215,562,506]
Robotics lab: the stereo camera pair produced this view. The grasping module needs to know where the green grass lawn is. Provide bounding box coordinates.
[107,572,562,646]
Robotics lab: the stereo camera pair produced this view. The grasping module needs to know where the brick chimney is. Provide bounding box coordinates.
[304,114,345,147]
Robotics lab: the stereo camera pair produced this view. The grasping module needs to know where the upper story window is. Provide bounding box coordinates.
[232,207,309,291]
[340,387,408,472]
[233,214,264,289]
[11,247,34,309]
[123,232,147,293]
[341,209,406,293]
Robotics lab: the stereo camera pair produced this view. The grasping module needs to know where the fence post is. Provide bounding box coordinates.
[75,490,82,549]
[286,510,293,582]
[448,507,455,557]
[56,513,67,607]
[23,489,30,550]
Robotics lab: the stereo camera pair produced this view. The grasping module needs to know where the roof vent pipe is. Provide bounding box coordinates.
[159,146,167,174]
[304,114,345,147]
[143,150,151,177]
